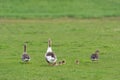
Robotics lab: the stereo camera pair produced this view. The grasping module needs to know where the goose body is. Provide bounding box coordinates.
[22,43,30,62]
[91,50,99,61]
[45,39,57,65]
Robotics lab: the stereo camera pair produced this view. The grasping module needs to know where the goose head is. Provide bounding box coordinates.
[95,50,99,55]
[48,38,52,47]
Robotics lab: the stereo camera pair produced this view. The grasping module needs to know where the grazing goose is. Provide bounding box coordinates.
[91,50,99,61]
[22,42,30,62]
[45,39,57,66]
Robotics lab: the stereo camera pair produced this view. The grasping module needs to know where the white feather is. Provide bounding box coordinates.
[46,47,52,53]
[24,58,30,61]
[46,56,56,63]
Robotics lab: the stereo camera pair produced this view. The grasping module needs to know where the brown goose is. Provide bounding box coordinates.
[22,42,30,62]
[91,50,99,61]
[45,39,57,65]
[75,59,79,64]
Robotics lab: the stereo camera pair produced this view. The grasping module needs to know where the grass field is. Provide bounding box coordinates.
[0,18,120,80]
[0,0,120,18]
[0,0,120,80]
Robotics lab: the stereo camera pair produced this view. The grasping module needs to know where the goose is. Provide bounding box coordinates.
[22,42,30,62]
[45,39,57,65]
[58,60,65,65]
[75,59,79,64]
[58,61,62,65]
[91,50,99,61]
[61,60,66,64]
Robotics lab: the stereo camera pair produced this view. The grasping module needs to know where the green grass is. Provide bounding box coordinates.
[0,0,120,19]
[0,0,120,80]
[0,18,120,80]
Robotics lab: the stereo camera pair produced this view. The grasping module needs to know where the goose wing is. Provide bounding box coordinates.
[45,52,57,63]
[22,53,30,61]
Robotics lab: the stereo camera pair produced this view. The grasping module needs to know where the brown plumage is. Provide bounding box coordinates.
[91,50,99,61]
[58,61,62,65]
[61,60,66,64]
[22,43,30,62]
[75,59,79,64]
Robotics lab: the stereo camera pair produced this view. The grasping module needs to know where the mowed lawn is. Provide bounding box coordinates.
[0,18,120,80]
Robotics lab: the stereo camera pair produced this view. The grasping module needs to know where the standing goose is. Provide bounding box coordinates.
[45,39,57,65]
[91,50,99,61]
[22,42,30,62]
